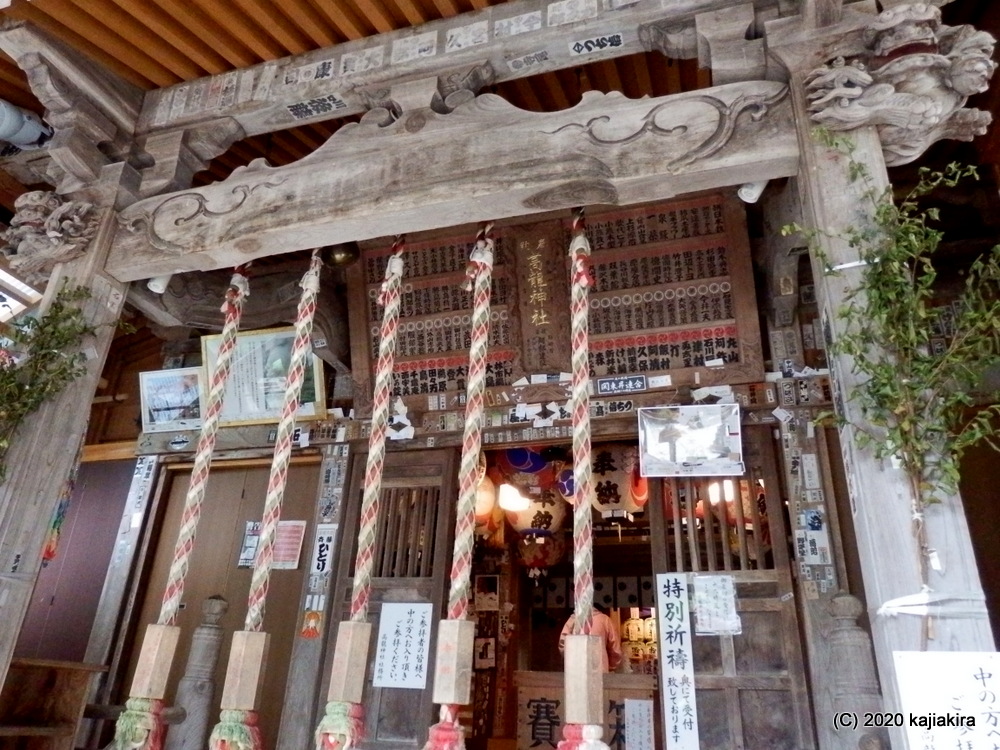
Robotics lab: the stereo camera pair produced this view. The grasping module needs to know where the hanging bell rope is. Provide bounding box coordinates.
[113,270,249,750]
[559,209,609,750]
[423,223,495,750]
[209,251,322,750]
[316,237,406,750]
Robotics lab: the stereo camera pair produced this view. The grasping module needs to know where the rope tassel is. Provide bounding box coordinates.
[315,701,365,750]
[209,710,262,750]
[112,698,165,750]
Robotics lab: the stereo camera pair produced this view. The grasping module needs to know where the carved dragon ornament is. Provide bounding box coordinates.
[1,191,99,283]
[805,3,997,166]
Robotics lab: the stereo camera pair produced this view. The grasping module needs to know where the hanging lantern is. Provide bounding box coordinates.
[474,473,497,522]
[505,488,567,540]
[516,530,567,580]
[590,444,647,520]
[475,503,505,539]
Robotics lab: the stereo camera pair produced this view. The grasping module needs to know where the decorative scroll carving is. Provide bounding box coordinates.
[1,190,98,281]
[549,86,788,168]
[119,180,285,253]
[805,3,997,166]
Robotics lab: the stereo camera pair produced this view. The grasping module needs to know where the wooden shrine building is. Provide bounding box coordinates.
[0,0,999,749]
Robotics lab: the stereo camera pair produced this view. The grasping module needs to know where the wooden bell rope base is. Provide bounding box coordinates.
[208,252,322,750]
[315,238,406,750]
[423,224,495,750]
[559,210,609,750]
[112,271,249,750]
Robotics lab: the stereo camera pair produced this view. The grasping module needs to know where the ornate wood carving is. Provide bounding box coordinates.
[804,4,997,165]
[109,81,797,281]
[0,191,99,282]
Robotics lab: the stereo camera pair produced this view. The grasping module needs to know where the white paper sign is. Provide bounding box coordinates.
[310,523,338,574]
[639,404,744,477]
[693,574,741,635]
[624,699,655,750]
[373,602,434,689]
[894,651,1000,747]
[656,573,699,750]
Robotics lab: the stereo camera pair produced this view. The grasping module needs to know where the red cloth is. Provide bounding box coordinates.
[558,608,623,672]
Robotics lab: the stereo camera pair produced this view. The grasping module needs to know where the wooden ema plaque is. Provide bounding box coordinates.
[347,192,763,419]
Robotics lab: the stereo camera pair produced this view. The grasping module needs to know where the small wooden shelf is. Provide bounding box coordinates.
[0,659,106,750]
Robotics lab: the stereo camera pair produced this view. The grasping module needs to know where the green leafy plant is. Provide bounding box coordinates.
[0,286,95,483]
[786,130,1000,506]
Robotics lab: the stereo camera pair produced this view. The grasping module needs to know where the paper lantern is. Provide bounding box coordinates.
[505,488,567,539]
[590,444,646,518]
[475,503,504,539]
[516,532,566,579]
[474,474,497,522]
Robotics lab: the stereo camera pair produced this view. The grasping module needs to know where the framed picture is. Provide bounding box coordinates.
[474,574,500,611]
[637,404,744,477]
[139,367,205,434]
[201,326,327,426]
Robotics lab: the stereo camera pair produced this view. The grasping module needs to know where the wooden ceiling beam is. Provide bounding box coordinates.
[226,0,315,55]
[150,0,259,68]
[387,0,429,26]
[341,0,398,35]
[279,2,342,47]
[192,0,287,60]
[313,2,372,41]
[628,53,653,98]
[104,0,230,76]
[133,0,780,138]
[109,80,799,280]
[8,2,174,87]
[427,0,461,20]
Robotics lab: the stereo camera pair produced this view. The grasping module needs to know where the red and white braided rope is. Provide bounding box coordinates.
[245,252,322,632]
[160,272,249,626]
[569,210,595,636]
[447,224,494,621]
[350,238,405,621]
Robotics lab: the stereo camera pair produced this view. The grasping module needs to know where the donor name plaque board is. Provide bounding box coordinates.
[347,193,763,418]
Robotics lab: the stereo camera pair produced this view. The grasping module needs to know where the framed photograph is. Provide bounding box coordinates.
[139,367,205,434]
[474,637,496,669]
[474,574,500,611]
[201,326,326,426]
[637,404,744,477]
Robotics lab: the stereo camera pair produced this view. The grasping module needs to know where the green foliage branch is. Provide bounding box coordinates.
[0,286,95,483]
[786,130,1000,507]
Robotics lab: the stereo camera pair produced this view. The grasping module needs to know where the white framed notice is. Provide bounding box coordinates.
[624,699,655,750]
[201,326,326,426]
[638,404,744,477]
[656,573,699,750]
[373,602,434,689]
[139,367,205,433]
[894,650,1000,748]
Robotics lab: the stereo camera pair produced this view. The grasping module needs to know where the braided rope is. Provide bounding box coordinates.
[160,273,248,626]
[447,224,494,620]
[569,210,595,636]
[245,252,322,632]
[349,237,406,621]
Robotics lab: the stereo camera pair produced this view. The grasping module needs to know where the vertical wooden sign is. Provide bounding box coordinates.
[509,220,571,375]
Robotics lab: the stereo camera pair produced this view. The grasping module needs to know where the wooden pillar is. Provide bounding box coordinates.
[165,596,229,750]
[0,163,137,688]
[771,55,995,747]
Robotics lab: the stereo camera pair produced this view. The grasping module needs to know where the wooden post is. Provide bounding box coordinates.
[764,17,997,738]
[0,164,137,688]
[165,596,228,750]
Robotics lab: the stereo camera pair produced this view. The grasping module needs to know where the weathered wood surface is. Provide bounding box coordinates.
[130,0,781,139]
[0,167,132,689]
[108,80,798,281]
[773,63,994,750]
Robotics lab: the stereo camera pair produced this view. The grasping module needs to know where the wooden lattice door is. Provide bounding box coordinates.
[330,447,457,749]
[648,425,816,750]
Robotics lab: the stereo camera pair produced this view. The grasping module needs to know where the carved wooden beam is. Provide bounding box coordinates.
[134,0,783,139]
[108,80,798,281]
[0,20,143,193]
